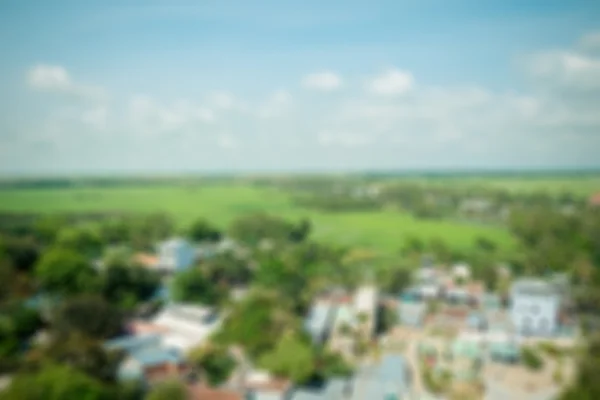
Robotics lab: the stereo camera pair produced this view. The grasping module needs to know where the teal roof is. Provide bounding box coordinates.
[489,342,520,359]
[452,340,482,359]
[104,334,162,353]
[131,347,182,367]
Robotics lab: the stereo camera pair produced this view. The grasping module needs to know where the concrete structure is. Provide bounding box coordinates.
[244,371,292,400]
[452,263,471,281]
[304,300,337,345]
[156,237,196,272]
[398,300,426,328]
[104,334,187,383]
[510,279,561,336]
[151,304,221,351]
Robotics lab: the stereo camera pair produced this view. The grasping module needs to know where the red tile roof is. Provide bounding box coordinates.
[188,385,242,400]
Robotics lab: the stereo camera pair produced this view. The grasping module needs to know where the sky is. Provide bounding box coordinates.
[1,0,600,175]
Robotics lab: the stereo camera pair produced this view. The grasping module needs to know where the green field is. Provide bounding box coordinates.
[0,184,516,255]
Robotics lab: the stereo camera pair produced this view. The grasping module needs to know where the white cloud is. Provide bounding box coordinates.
[208,91,236,110]
[27,64,105,101]
[366,68,414,96]
[217,134,238,149]
[526,50,600,92]
[81,107,108,130]
[129,95,214,134]
[302,71,343,91]
[317,130,371,147]
[257,89,292,119]
[578,31,600,53]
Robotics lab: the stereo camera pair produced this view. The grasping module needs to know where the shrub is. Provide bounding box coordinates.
[521,346,544,371]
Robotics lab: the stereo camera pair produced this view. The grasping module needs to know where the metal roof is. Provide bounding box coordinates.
[130,346,182,367]
[511,279,560,297]
[104,334,162,353]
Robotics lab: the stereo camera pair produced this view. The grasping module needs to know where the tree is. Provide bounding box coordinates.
[228,213,296,246]
[560,334,600,399]
[204,251,252,288]
[259,333,315,384]
[56,225,103,257]
[290,218,312,243]
[0,364,110,400]
[187,218,222,243]
[99,260,160,311]
[0,304,42,372]
[27,333,123,383]
[145,380,187,400]
[215,292,297,359]
[52,295,123,340]
[35,248,98,295]
[1,236,40,272]
[474,236,497,253]
[171,268,224,306]
[188,344,236,386]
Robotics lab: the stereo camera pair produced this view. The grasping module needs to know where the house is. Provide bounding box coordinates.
[129,304,222,352]
[188,385,242,400]
[452,263,471,281]
[510,279,561,336]
[304,300,337,345]
[104,334,187,384]
[357,354,411,399]
[353,285,378,338]
[398,300,426,328]
[290,379,351,400]
[156,237,196,272]
[244,371,292,400]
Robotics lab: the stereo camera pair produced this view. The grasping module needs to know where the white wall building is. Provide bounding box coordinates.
[156,238,196,272]
[151,304,221,351]
[510,279,561,337]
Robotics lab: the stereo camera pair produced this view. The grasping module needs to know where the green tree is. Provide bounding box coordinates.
[187,218,222,243]
[228,213,296,246]
[1,236,40,273]
[52,295,123,340]
[144,380,187,400]
[35,248,98,295]
[0,364,110,400]
[27,333,122,383]
[99,260,160,311]
[259,333,315,384]
[171,268,224,306]
[215,292,296,359]
[204,251,252,288]
[56,225,103,257]
[188,344,236,386]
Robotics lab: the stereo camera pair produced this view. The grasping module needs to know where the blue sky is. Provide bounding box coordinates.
[1,0,600,175]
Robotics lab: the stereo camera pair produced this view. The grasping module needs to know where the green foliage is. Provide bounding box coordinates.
[99,259,160,310]
[216,292,297,359]
[187,218,222,242]
[144,379,187,400]
[51,295,123,340]
[521,346,544,371]
[34,248,98,295]
[170,268,224,306]
[559,334,600,399]
[313,349,352,379]
[229,213,308,246]
[0,363,110,400]
[259,333,315,384]
[188,344,236,386]
[56,225,103,257]
[204,251,252,288]
[27,333,123,383]
[0,236,40,273]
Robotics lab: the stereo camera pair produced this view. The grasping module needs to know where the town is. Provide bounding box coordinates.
[1,192,598,400]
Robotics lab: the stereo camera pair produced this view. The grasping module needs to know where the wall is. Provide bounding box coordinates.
[510,293,559,336]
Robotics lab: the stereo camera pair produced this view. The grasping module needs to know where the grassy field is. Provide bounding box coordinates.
[0,183,515,256]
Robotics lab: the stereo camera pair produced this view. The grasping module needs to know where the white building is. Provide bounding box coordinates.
[156,237,196,272]
[150,304,221,351]
[510,279,561,337]
[452,263,471,281]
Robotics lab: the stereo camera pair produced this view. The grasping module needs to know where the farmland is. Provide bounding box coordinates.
[0,182,517,256]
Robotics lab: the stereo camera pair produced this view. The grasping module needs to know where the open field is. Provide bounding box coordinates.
[0,184,516,255]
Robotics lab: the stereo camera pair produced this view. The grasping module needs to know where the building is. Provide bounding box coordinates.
[244,371,292,400]
[398,300,426,328]
[290,379,350,400]
[452,263,471,281]
[130,304,221,352]
[353,285,378,338]
[357,354,411,399]
[156,237,196,272]
[188,385,242,400]
[304,300,337,345]
[510,279,561,336]
[104,334,187,384]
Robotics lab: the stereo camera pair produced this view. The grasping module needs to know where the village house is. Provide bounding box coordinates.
[510,278,562,337]
[134,237,196,274]
[129,304,222,352]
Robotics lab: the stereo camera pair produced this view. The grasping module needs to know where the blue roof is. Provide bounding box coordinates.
[104,334,162,353]
[131,347,182,367]
[305,302,334,341]
[375,355,408,386]
[399,302,425,327]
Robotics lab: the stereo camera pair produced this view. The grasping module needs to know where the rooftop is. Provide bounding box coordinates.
[188,385,242,400]
[512,279,561,297]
